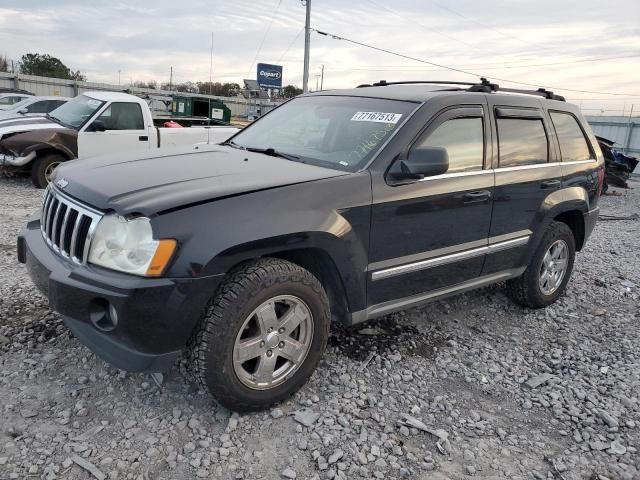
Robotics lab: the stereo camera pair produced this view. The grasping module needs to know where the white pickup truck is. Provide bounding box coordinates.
[0,91,239,187]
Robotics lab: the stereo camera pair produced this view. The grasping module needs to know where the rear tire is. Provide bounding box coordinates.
[507,221,575,309]
[189,258,330,412]
[31,153,65,188]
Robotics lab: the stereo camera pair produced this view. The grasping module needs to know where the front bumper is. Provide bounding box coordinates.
[17,212,223,372]
[1,151,35,167]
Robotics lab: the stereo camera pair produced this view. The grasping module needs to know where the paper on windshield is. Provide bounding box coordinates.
[351,112,403,124]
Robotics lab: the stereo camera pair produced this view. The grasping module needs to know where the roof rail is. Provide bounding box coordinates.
[358,77,566,101]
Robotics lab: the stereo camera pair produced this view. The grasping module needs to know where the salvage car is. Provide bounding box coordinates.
[0,96,70,119]
[18,79,604,411]
[0,92,32,109]
[0,91,239,187]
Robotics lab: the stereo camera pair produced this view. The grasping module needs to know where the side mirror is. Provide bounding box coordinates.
[389,146,449,181]
[18,108,28,115]
[91,120,106,132]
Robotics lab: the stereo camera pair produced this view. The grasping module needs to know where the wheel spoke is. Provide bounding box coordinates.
[255,353,277,383]
[543,251,553,269]
[554,259,568,272]
[279,304,308,336]
[255,302,278,334]
[279,337,307,364]
[234,337,263,363]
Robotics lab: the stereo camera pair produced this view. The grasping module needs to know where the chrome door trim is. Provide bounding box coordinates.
[370,233,530,281]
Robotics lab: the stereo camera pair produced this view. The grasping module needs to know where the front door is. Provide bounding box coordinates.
[78,102,150,159]
[368,105,494,307]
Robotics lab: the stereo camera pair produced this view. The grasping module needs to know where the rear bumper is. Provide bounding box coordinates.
[584,206,599,243]
[18,213,223,372]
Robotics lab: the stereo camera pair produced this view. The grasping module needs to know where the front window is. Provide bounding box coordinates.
[229,95,418,171]
[48,95,106,129]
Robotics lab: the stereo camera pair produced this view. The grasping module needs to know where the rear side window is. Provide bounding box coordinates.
[550,112,592,161]
[416,117,484,172]
[497,118,548,167]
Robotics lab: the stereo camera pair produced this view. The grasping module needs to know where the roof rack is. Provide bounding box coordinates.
[357,77,566,102]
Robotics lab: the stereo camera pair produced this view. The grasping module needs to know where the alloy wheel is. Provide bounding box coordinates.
[232,295,314,390]
[539,239,569,295]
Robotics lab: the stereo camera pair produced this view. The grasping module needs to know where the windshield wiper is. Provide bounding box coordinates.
[222,139,244,150]
[45,113,72,129]
[245,147,300,161]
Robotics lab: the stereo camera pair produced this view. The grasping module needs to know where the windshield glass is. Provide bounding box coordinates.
[49,95,105,129]
[230,95,418,171]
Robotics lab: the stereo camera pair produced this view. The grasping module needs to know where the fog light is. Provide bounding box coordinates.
[88,298,118,332]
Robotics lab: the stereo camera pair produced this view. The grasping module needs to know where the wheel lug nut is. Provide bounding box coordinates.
[260,341,265,347]
[278,328,284,334]
[268,327,273,333]
[278,341,284,348]
[266,350,273,357]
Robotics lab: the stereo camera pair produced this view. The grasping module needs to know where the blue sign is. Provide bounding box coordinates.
[257,63,283,89]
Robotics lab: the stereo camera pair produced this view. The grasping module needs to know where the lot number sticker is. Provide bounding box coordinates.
[351,111,402,124]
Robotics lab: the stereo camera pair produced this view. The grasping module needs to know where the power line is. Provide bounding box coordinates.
[425,0,528,43]
[364,0,481,51]
[278,26,305,63]
[246,0,284,79]
[312,28,640,97]
[281,53,640,72]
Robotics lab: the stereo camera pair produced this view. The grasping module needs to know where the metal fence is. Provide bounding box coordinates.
[585,115,639,157]
[0,72,282,119]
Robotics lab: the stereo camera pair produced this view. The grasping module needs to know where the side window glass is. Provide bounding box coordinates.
[28,101,49,113]
[95,103,144,130]
[497,118,548,167]
[550,112,592,162]
[416,117,484,173]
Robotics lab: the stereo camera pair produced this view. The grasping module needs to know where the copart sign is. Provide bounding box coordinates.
[257,63,283,89]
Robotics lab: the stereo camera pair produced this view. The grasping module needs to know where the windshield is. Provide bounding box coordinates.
[48,94,105,129]
[0,95,26,106]
[229,95,418,171]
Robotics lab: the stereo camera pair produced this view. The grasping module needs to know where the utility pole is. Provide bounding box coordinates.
[302,0,311,93]
[169,66,173,90]
[320,64,324,91]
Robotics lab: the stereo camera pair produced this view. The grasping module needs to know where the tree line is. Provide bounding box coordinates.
[0,53,303,98]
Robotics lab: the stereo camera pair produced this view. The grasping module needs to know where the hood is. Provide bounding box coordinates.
[53,146,349,216]
[0,118,77,158]
[0,116,68,141]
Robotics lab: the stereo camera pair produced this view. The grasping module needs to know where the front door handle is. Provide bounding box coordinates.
[540,179,560,189]
[139,135,149,141]
[463,190,491,204]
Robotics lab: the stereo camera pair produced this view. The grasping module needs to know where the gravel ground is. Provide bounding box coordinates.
[0,177,638,480]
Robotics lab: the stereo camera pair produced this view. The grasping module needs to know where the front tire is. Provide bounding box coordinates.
[31,153,65,188]
[189,258,330,412]
[507,221,575,309]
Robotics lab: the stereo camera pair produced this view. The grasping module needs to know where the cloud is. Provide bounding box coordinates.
[0,0,638,109]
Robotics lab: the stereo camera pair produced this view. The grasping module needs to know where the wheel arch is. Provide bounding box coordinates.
[202,232,366,323]
[26,144,75,168]
[533,186,589,252]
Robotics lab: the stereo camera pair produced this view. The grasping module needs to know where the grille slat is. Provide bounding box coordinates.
[40,186,102,265]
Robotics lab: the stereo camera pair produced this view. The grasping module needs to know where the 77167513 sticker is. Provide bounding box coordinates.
[351,112,403,124]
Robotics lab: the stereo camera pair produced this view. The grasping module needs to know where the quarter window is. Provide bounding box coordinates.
[550,112,591,161]
[95,102,144,130]
[497,118,548,167]
[416,117,484,173]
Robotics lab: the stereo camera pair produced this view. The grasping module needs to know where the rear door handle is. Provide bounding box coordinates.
[463,190,491,204]
[139,135,149,141]
[540,179,560,189]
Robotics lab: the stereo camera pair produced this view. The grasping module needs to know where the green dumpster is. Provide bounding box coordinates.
[171,95,231,123]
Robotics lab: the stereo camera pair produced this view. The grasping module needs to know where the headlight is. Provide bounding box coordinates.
[88,214,176,276]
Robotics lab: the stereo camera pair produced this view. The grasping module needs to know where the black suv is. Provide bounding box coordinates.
[18,79,603,411]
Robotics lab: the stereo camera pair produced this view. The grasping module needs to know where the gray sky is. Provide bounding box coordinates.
[1,0,639,112]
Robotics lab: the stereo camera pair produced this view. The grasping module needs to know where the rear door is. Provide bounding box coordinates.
[78,102,150,158]
[368,104,494,307]
[482,97,563,275]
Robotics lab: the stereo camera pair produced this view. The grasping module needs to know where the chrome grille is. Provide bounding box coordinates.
[41,186,102,265]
